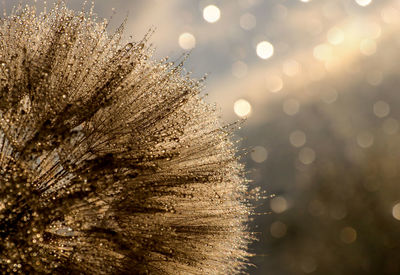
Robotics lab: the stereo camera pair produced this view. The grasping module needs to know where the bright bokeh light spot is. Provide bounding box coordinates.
[240,13,256,30]
[270,196,288,213]
[203,5,220,23]
[178,32,196,50]
[251,146,268,163]
[392,203,400,221]
[256,41,274,60]
[313,43,333,61]
[355,0,372,7]
[265,75,283,93]
[300,0,310,2]
[327,27,344,45]
[360,39,376,56]
[234,99,251,117]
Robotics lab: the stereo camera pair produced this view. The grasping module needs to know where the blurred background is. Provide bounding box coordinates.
[7,0,400,274]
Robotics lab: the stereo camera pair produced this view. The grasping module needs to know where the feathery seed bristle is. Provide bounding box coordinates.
[0,2,253,274]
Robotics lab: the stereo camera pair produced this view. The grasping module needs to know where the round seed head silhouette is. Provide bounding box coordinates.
[0,3,252,274]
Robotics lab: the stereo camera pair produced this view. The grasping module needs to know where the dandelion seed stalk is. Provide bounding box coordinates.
[0,2,253,274]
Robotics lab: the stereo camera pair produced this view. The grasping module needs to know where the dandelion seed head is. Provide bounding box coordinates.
[0,3,252,274]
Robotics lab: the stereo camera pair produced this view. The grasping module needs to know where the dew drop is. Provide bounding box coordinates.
[125,43,133,51]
